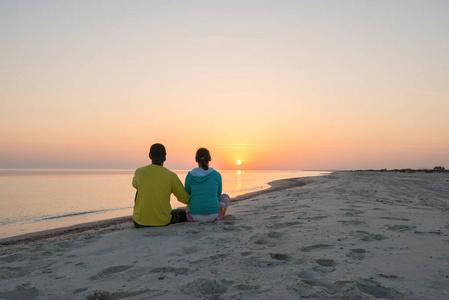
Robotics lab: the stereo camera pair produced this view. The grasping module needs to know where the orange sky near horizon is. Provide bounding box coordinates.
[1,1,448,171]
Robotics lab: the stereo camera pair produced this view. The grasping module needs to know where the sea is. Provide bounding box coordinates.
[0,169,328,239]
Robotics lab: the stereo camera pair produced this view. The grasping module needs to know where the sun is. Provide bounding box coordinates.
[236,160,242,165]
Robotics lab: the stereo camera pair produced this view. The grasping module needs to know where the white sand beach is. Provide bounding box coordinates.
[1,171,448,299]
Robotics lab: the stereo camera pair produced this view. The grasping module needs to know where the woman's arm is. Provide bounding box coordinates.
[185,173,192,195]
[217,172,222,199]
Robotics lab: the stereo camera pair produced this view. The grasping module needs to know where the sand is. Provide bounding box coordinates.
[0,171,448,299]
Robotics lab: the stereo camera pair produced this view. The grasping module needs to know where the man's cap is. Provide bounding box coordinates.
[149,143,166,163]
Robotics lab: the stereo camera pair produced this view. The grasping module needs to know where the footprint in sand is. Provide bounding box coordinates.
[267,221,303,229]
[251,231,284,247]
[0,266,28,279]
[267,231,284,239]
[333,277,410,299]
[340,208,365,217]
[315,258,337,268]
[301,278,334,290]
[144,230,178,237]
[54,241,77,249]
[0,253,26,263]
[223,219,236,226]
[253,237,274,246]
[0,284,40,299]
[89,265,132,280]
[211,251,232,259]
[222,224,253,232]
[73,288,88,295]
[220,215,241,228]
[293,276,410,299]
[308,215,328,220]
[414,231,443,235]
[298,204,311,208]
[86,288,162,300]
[298,269,317,280]
[289,278,333,298]
[300,244,335,252]
[189,253,231,266]
[340,208,364,212]
[269,253,291,261]
[243,253,286,268]
[149,266,189,275]
[353,231,388,241]
[181,278,234,297]
[264,215,284,220]
[168,245,201,257]
[379,217,410,221]
[346,249,367,260]
[338,220,366,226]
[386,225,416,231]
[231,283,262,292]
[313,258,337,273]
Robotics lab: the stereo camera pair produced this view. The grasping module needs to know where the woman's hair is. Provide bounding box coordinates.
[195,148,211,170]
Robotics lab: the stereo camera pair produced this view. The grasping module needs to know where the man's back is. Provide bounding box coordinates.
[132,164,190,226]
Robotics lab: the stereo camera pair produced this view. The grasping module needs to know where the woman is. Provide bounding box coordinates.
[185,148,230,223]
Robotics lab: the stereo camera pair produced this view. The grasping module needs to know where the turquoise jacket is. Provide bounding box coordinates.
[185,168,222,215]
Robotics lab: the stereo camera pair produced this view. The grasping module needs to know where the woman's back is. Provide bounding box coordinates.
[185,168,222,215]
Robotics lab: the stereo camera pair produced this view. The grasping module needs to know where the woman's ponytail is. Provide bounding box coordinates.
[196,148,211,170]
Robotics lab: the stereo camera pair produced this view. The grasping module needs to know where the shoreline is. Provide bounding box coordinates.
[0,175,319,246]
[232,176,316,201]
[0,216,133,247]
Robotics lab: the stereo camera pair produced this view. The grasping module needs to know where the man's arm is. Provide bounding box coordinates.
[132,174,138,189]
[172,174,191,205]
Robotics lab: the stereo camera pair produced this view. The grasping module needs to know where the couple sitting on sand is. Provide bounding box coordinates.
[132,143,230,228]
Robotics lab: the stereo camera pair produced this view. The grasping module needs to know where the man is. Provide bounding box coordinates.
[132,143,190,227]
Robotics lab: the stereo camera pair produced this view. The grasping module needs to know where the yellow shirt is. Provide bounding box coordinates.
[132,164,190,226]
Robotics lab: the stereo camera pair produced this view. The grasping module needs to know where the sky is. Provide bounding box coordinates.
[1,0,448,170]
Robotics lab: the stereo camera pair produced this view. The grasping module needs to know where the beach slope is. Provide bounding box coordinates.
[1,172,448,299]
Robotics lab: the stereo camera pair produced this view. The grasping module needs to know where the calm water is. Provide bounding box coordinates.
[0,169,327,239]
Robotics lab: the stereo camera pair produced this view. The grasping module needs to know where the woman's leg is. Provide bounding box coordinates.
[217,194,230,220]
[186,205,196,222]
[187,194,230,222]
[186,212,196,222]
[189,214,219,223]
